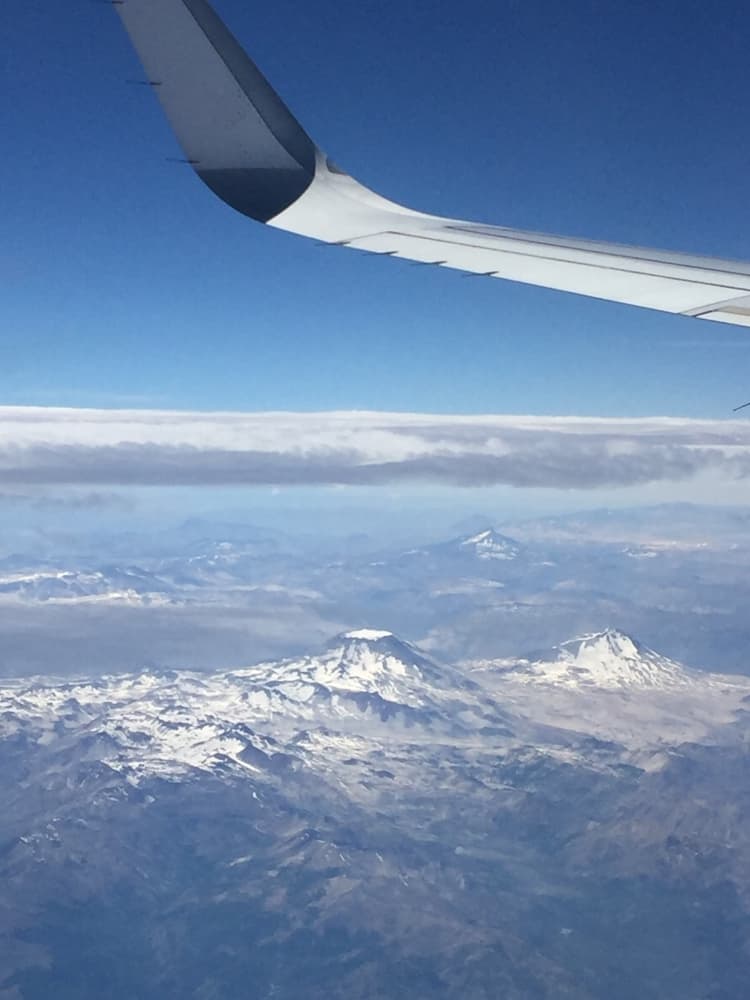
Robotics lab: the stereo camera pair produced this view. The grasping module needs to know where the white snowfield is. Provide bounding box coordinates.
[460,531,521,562]
[0,569,173,607]
[0,632,498,781]
[343,630,395,642]
[511,629,696,690]
[470,628,750,746]
[1,629,748,782]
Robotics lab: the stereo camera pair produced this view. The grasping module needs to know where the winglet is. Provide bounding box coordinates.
[116,0,318,222]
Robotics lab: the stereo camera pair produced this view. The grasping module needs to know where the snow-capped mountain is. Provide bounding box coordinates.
[469,628,750,747]
[4,629,750,998]
[232,629,515,738]
[515,628,695,690]
[4,627,748,787]
[0,567,173,605]
[0,631,516,782]
[397,528,522,567]
[261,629,457,701]
[458,529,521,561]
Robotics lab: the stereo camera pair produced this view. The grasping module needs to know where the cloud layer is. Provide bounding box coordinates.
[1,407,749,491]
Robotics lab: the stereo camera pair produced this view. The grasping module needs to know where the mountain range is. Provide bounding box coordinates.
[3,513,750,678]
[2,628,750,998]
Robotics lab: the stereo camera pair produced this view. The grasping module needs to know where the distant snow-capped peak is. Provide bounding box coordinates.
[515,629,694,690]
[459,529,520,561]
[0,567,172,607]
[278,629,448,701]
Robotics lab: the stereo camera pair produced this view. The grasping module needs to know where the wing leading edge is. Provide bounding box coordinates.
[115,0,750,327]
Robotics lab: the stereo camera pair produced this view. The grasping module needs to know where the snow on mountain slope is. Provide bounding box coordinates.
[232,630,507,735]
[514,629,695,690]
[257,630,449,701]
[399,528,522,566]
[459,530,521,561]
[0,631,516,782]
[0,669,302,780]
[0,567,173,605]
[3,628,748,784]
[469,629,750,747]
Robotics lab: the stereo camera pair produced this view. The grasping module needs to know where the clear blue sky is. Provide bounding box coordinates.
[4,0,750,417]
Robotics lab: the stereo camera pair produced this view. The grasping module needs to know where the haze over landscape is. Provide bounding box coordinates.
[3,0,750,997]
[3,497,750,997]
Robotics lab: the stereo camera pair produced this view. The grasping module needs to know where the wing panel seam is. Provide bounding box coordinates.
[364,231,749,295]
[445,225,750,282]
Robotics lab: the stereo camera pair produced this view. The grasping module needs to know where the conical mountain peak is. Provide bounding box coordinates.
[458,529,521,561]
[520,629,692,690]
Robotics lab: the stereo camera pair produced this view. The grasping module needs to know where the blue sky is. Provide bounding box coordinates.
[4,0,750,418]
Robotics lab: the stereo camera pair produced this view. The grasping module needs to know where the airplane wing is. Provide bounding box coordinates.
[115,0,750,327]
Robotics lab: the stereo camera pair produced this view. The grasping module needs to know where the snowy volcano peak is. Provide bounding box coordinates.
[228,629,497,735]
[563,628,646,663]
[320,629,442,693]
[342,629,395,642]
[459,529,520,561]
[520,628,694,690]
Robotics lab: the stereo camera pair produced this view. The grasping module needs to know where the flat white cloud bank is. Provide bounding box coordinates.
[1,407,749,490]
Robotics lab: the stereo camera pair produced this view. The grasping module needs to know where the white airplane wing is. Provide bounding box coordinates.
[115,0,750,327]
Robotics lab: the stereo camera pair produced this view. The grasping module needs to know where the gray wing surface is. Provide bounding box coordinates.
[115,0,750,328]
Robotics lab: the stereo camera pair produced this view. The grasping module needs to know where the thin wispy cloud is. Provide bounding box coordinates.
[0,490,132,511]
[1,407,749,491]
